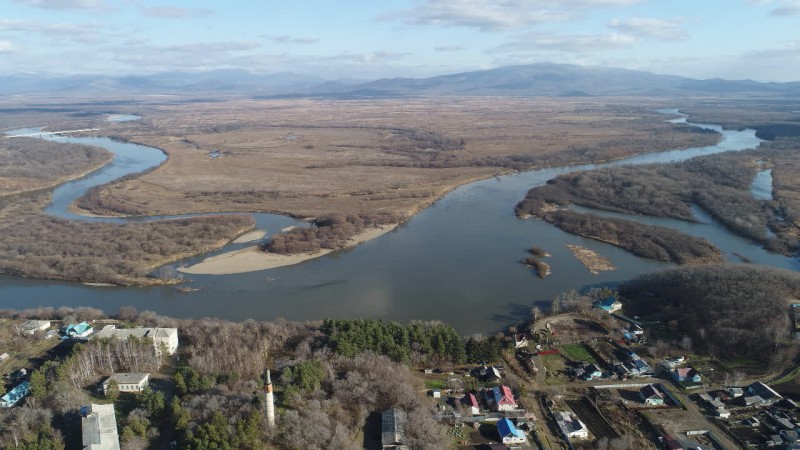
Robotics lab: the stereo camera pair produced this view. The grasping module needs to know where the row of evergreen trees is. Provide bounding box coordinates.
[322,319,469,364]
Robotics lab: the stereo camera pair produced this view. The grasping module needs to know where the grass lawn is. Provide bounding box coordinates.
[561,343,597,364]
[425,379,446,389]
[540,355,569,385]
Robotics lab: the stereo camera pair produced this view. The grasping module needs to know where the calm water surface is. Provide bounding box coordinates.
[1,111,795,334]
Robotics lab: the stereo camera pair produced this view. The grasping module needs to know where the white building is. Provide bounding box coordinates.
[18,320,51,336]
[555,411,589,440]
[82,403,120,450]
[102,373,150,394]
[93,325,179,355]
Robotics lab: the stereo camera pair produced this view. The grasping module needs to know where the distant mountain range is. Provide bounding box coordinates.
[3,63,800,98]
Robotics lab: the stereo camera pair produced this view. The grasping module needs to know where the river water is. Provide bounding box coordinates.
[1,111,796,334]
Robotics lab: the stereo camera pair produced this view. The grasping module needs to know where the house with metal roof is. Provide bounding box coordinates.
[64,322,93,339]
[555,411,589,440]
[381,408,407,450]
[93,325,179,355]
[461,393,480,415]
[639,384,664,405]
[497,418,527,445]
[18,320,50,336]
[596,296,622,313]
[747,381,783,405]
[671,367,701,383]
[0,381,30,408]
[81,403,120,450]
[102,373,150,394]
[487,385,517,412]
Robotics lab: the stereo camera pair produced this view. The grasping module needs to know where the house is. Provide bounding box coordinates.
[496,418,527,445]
[582,364,603,381]
[596,297,622,313]
[744,417,761,427]
[782,430,800,445]
[431,389,441,399]
[102,373,150,394]
[381,408,407,450]
[727,387,744,398]
[461,393,480,415]
[742,395,765,406]
[472,365,502,383]
[93,325,179,355]
[671,367,701,383]
[639,384,664,405]
[663,434,684,450]
[81,403,120,450]
[660,356,685,370]
[715,408,731,419]
[487,385,517,412]
[64,322,93,339]
[0,381,30,408]
[554,411,589,440]
[768,435,784,447]
[514,334,528,349]
[18,320,50,336]
[747,381,783,405]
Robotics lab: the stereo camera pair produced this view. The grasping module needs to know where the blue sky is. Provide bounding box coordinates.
[0,0,799,81]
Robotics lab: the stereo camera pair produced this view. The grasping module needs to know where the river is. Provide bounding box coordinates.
[1,111,796,335]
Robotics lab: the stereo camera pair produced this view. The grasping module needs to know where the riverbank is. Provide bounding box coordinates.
[178,223,398,275]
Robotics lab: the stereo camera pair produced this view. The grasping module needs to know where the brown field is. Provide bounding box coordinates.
[69,97,718,220]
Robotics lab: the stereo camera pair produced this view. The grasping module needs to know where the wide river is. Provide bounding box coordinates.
[2,112,798,334]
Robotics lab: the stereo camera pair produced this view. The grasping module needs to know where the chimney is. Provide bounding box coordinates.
[264,369,275,427]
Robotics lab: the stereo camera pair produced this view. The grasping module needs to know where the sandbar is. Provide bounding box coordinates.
[232,230,267,243]
[178,224,397,275]
[565,244,616,275]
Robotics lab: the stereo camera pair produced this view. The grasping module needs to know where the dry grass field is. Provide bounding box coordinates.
[73,97,718,220]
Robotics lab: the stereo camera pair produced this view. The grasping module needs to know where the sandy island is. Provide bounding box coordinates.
[178,224,397,275]
[232,230,267,243]
[566,244,616,275]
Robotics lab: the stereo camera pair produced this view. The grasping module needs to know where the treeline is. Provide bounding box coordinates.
[516,145,800,256]
[0,137,111,196]
[322,319,467,365]
[0,192,254,284]
[621,264,800,363]
[265,212,395,255]
[542,210,724,264]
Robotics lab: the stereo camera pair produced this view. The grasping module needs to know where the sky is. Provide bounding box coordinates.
[0,0,799,82]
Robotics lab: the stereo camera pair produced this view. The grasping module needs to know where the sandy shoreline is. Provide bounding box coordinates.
[232,229,267,243]
[178,224,398,275]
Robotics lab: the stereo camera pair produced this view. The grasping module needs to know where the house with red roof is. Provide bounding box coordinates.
[461,393,480,415]
[671,367,701,383]
[486,385,517,412]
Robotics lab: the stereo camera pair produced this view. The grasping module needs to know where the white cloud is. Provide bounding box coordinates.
[0,19,107,43]
[435,45,465,52]
[140,7,212,19]
[382,0,641,31]
[0,40,13,53]
[495,31,636,52]
[12,0,110,11]
[609,18,687,39]
[746,0,800,15]
[263,35,320,45]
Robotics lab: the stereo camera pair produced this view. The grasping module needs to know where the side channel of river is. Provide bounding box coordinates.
[1,111,796,335]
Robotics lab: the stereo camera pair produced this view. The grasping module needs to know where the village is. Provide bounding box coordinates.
[1,295,800,450]
[411,296,800,450]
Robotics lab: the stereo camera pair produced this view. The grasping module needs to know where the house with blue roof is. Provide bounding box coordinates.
[497,418,527,445]
[1,381,30,408]
[596,296,622,313]
[63,322,93,339]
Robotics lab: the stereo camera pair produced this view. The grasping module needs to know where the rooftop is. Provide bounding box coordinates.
[82,403,120,450]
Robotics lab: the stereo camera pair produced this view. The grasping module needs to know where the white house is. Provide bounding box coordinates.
[18,320,51,336]
[102,373,150,394]
[555,411,589,440]
[497,418,527,445]
[93,325,179,355]
[81,403,120,450]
